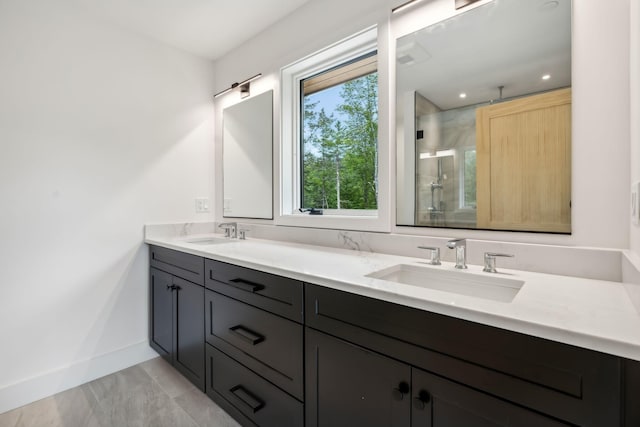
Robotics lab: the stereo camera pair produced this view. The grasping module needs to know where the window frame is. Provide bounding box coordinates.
[279,26,390,232]
[301,52,378,212]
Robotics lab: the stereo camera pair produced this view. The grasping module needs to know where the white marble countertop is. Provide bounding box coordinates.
[145,232,640,361]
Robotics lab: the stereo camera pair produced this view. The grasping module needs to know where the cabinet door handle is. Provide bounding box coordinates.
[413,390,431,410]
[229,385,265,413]
[229,325,265,345]
[392,381,410,401]
[228,278,265,293]
[167,285,178,291]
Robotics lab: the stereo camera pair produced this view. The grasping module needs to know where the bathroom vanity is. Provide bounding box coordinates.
[149,245,206,390]
[146,233,640,427]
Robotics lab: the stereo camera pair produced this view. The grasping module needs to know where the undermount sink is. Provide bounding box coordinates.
[366,264,524,303]
[184,237,233,245]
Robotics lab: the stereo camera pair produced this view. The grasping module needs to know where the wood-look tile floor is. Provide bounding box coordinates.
[0,357,241,427]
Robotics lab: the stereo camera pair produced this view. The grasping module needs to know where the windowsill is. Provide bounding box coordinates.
[275,212,389,232]
[299,209,377,217]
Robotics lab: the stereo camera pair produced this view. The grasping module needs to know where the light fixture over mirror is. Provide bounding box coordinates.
[392,0,426,14]
[393,0,481,14]
[455,0,482,9]
[396,0,572,233]
[214,73,262,99]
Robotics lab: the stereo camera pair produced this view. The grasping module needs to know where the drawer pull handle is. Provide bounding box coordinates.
[229,325,265,345]
[229,278,265,293]
[229,385,265,413]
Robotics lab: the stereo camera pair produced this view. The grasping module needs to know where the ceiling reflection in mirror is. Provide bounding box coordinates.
[396,0,572,233]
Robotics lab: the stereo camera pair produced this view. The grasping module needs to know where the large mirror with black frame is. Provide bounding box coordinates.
[396,0,572,233]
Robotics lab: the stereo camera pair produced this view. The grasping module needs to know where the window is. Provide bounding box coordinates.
[301,53,378,211]
[280,26,388,231]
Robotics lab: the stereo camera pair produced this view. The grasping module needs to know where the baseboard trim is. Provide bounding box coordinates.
[0,341,158,414]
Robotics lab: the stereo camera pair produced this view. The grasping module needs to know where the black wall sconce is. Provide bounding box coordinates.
[392,0,481,14]
[455,0,481,9]
[214,73,262,99]
[392,0,425,14]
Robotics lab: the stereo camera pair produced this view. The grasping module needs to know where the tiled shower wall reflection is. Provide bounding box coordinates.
[416,94,479,228]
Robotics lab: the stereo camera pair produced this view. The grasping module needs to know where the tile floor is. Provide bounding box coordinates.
[0,357,241,427]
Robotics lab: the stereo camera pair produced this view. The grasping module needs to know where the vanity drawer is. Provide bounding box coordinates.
[150,245,204,285]
[305,283,621,426]
[207,345,303,427]
[205,259,303,323]
[206,290,304,400]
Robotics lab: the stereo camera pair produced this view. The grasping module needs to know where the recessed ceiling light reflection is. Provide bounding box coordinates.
[459,93,467,99]
[542,74,551,80]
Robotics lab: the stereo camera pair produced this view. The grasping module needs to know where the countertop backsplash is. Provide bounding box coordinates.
[623,251,640,313]
[145,222,633,283]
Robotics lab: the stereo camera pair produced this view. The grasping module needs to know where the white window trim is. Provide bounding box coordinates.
[278,26,390,232]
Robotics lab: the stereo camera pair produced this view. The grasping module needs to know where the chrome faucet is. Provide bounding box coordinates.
[446,238,467,269]
[218,222,237,239]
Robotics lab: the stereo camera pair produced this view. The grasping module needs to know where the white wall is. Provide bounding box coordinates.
[631,0,640,255]
[0,0,215,412]
[214,0,632,250]
[571,0,630,249]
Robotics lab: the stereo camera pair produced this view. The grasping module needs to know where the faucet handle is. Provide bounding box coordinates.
[483,252,514,273]
[418,246,441,265]
[218,222,237,238]
[218,225,231,238]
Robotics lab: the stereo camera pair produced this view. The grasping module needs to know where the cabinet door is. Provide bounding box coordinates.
[306,328,411,427]
[174,276,205,391]
[411,368,570,427]
[150,268,173,361]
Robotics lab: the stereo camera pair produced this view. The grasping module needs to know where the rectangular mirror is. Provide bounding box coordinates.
[223,90,273,219]
[396,0,572,233]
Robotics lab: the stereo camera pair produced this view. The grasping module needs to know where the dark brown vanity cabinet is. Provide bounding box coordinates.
[149,246,205,391]
[147,245,639,427]
[305,283,638,427]
[204,258,304,427]
[305,327,411,427]
[410,368,569,427]
[306,328,568,427]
